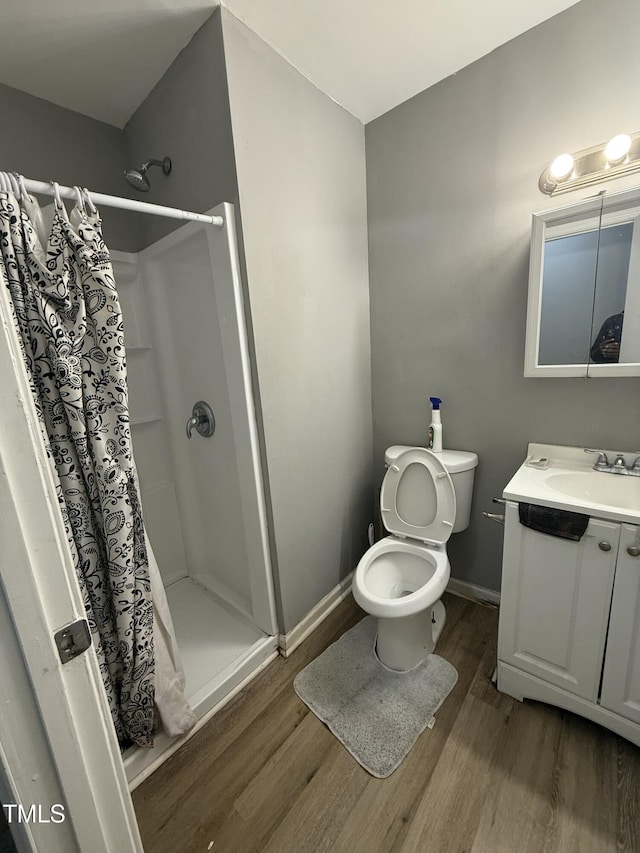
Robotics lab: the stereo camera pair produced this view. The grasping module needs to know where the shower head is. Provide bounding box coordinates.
[124,168,151,192]
[124,157,172,192]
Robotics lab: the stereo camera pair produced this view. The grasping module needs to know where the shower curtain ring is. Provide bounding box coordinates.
[81,188,97,215]
[14,173,28,203]
[73,185,86,216]
[7,173,20,197]
[51,181,63,212]
[0,173,14,196]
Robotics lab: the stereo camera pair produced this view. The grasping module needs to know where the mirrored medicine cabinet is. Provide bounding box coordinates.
[524,184,640,377]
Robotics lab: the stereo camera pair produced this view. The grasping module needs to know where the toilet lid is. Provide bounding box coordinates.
[380,448,456,545]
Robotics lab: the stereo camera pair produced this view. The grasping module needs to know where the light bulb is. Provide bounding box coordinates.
[604,134,632,164]
[549,153,574,181]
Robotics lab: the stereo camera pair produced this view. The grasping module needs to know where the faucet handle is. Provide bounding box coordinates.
[613,453,627,469]
[584,448,610,469]
[630,456,640,472]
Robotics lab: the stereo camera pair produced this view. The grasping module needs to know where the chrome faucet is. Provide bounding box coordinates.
[584,448,640,476]
[584,449,610,471]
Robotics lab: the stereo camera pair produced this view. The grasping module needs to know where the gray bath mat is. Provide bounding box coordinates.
[293,616,458,778]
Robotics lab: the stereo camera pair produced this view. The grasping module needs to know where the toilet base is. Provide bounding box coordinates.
[376,599,447,672]
[432,599,446,646]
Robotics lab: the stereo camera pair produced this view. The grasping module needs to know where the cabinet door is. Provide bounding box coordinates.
[600,524,640,723]
[498,502,619,701]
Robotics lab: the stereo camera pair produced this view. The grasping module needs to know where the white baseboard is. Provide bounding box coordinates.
[279,572,354,657]
[447,576,500,606]
[278,572,498,659]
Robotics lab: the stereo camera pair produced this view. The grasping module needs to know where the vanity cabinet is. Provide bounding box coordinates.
[498,503,619,701]
[498,501,640,747]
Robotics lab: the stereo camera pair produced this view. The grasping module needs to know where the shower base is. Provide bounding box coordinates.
[123,577,278,788]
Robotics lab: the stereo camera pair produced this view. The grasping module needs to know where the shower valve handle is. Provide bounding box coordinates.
[186,401,215,439]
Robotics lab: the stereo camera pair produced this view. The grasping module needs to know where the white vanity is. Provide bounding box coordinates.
[497,442,640,747]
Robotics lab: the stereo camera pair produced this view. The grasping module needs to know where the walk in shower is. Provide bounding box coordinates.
[114,203,278,785]
[0,166,277,804]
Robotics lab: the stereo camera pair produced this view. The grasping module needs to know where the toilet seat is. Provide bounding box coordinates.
[380,448,456,545]
[353,536,449,618]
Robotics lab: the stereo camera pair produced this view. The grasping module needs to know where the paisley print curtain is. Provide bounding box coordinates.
[0,190,155,748]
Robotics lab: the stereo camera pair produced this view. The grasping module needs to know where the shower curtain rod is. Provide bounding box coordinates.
[13,176,224,227]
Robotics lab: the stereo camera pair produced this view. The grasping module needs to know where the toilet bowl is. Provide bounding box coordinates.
[353,445,477,672]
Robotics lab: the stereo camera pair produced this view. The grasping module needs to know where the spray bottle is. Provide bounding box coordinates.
[428,397,443,453]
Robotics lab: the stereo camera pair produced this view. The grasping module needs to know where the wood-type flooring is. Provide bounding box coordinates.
[133,593,640,852]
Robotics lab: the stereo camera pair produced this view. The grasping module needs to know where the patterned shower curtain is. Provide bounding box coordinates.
[0,191,155,748]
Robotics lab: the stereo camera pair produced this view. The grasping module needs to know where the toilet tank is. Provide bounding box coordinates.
[385,445,478,533]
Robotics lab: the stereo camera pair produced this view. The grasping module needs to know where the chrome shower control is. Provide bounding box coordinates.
[186,401,215,439]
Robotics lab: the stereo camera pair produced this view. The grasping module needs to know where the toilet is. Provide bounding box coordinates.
[353,445,478,671]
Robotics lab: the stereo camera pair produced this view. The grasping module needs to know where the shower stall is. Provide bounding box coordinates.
[0,172,278,849]
[116,203,278,785]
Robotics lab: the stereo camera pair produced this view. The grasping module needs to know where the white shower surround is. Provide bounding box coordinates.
[113,203,278,785]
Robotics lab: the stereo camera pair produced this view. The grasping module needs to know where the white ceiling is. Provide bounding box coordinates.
[0,0,582,128]
[223,0,582,124]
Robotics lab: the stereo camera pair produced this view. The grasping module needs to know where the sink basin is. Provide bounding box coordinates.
[546,471,640,511]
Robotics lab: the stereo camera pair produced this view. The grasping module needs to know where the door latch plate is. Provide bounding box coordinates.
[54,619,92,664]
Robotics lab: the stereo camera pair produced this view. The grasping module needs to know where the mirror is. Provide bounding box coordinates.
[524,184,640,377]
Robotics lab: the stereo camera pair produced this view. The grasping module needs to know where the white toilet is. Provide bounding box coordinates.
[353,445,478,671]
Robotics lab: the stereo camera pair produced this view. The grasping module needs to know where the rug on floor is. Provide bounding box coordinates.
[293,615,458,778]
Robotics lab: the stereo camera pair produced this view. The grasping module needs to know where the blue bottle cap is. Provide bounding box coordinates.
[429,397,442,410]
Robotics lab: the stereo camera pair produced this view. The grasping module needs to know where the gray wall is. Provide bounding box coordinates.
[122,10,281,626]
[366,0,640,593]
[222,11,373,632]
[124,10,240,250]
[0,82,138,252]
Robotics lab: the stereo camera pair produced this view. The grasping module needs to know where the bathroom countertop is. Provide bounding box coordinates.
[502,442,640,525]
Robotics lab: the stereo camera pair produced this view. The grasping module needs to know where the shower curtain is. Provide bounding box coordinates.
[0,189,195,747]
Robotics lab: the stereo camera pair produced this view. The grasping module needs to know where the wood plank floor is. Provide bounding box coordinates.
[133,594,640,852]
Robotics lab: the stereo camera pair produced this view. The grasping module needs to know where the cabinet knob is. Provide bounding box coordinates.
[599,541,612,552]
[627,545,640,557]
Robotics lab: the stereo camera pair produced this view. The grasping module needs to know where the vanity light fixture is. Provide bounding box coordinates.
[604,133,632,165]
[539,130,640,195]
[549,153,574,181]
